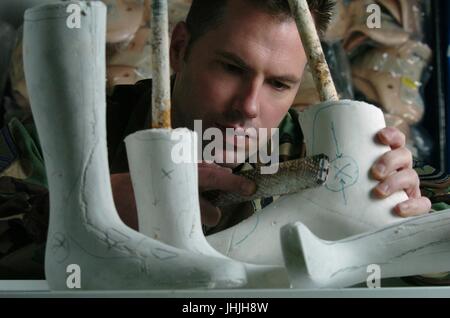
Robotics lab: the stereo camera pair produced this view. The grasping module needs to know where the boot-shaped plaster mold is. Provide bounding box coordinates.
[125,129,224,256]
[281,209,450,288]
[207,100,408,265]
[125,129,290,288]
[23,1,247,290]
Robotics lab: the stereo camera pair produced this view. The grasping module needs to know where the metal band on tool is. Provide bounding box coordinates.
[203,155,330,207]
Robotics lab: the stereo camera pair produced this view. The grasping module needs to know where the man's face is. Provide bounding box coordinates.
[170,0,307,164]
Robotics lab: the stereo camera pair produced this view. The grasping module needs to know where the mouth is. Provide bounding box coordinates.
[214,123,257,139]
[213,123,246,150]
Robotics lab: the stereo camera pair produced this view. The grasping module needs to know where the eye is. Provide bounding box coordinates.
[220,62,244,75]
[268,79,290,91]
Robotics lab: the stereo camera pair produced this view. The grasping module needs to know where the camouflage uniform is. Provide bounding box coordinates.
[0,115,48,278]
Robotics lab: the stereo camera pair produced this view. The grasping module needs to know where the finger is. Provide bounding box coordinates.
[372,147,413,180]
[404,180,423,199]
[373,168,419,198]
[199,196,222,226]
[198,167,256,196]
[394,197,432,217]
[377,127,406,149]
[198,161,233,173]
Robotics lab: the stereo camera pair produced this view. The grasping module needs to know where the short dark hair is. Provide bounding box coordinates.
[185,0,335,46]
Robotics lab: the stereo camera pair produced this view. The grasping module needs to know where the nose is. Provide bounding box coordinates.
[232,79,260,119]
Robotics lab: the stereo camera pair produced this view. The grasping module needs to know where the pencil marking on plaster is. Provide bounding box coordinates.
[431,219,450,230]
[310,107,360,205]
[392,238,450,259]
[311,103,335,154]
[101,228,130,250]
[325,213,449,245]
[325,122,359,205]
[327,157,359,199]
[51,232,70,263]
[331,121,342,158]
[233,214,260,247]
[161,168,174,180]
[152,227,161,240]
[329,262,390,279]
[151,247,178,261]
[328,240,450,279]
[66,233,146,263]
[226,229,236,255]
[189,222,196,239]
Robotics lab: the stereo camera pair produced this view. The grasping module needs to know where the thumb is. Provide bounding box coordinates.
[199,196,222,227]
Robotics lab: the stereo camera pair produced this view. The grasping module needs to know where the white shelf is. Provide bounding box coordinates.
[1,280,450,297]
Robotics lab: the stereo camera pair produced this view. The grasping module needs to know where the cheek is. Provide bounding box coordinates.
[259,99,292,130]
[190,67,235,115]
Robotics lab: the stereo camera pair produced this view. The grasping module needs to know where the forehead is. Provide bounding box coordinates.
[193,0,306,75]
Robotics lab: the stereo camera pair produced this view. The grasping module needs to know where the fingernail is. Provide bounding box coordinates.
[374,164,386,176]
[241,181,256,196]
[381,129,393,139]
[377,183,389,196]
[397,202,412,214]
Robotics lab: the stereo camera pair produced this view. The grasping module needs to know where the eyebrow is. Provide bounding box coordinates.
[215,50,250,71]
[214,50,302,85]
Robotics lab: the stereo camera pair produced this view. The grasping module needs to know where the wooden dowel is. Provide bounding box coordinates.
[287,0,339,102]
[150,0,172,128]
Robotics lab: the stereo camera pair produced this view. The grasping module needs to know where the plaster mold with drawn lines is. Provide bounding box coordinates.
[281,208,450,288]
[125,128,290,288]
[23,1,249,290]
[207,100,408,265]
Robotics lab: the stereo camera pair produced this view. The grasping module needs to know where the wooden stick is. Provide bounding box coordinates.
[287,0,339,102]
[151,0,171,128]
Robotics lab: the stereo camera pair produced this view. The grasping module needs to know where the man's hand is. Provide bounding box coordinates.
[111,164,256,229]
[371,127,431,216]
[198,162,256,227]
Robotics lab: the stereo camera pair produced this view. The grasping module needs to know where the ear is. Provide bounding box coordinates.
[170,22,190,72]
